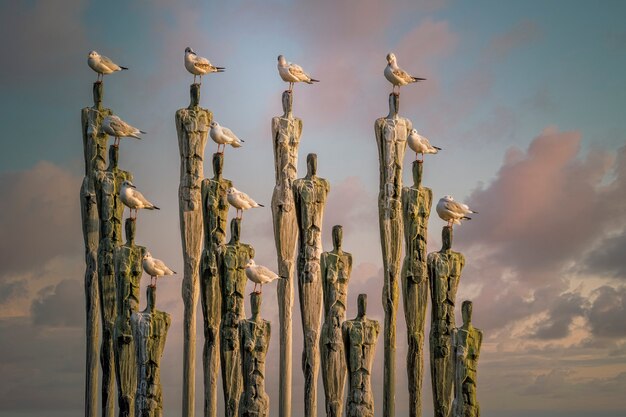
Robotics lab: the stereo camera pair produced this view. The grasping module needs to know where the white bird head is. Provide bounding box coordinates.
[226,187,237,195]
[185,47,195,55]
[143,252,152,260]
[122,180,136,189]
[411,128,418,135]
[442,195,454,201]
[277,55,287,66]
[88,50,100,59]
[209,121,219,128]
[246,259,256,268]
[386,53,397,64]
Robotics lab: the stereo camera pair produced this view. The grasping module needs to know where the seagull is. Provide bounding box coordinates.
[102,115,145,147]
[209,121,244,153]
[184,47,225,84]
[384,52,425,94]
[277,55,319,91]
[245,259,280,293]
[88,51,128,82]
[142,252,177,287]
[120,180,160,219]
[436,195,477,226]
[408,129,441,161]
[226,187,264,219]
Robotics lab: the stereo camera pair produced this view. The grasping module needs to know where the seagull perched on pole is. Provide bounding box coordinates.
[226,187,264,219]
[184,47,225,84]
[277,55,319,92]
[88,51,127,82]
[142,252,177,287]
[209,121,244,153]
[245,259,280,293]
[436,195,477,226]
[407,129,441,161]
[384,52,425,94]
[102,115,145,147]
[120,180,160,219]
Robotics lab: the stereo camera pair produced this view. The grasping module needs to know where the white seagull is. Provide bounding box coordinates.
[88,51,127,82]
[102,115,145,147]
[245,259,280,293]
[436,195,477,226]
[120,180,160,219]
[408,129,441,161]
[277,55,319,91]
[209,121,244,153]
[184,47,225,84]
[384,52,425,94]
[143,252,177,287]
[226,187,264,219]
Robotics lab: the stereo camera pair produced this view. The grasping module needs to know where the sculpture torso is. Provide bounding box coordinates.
[428,250,465,333]
[321,250,352,328]
[402,184,432,281]
[239,317,271,417]
[219,242,254,335]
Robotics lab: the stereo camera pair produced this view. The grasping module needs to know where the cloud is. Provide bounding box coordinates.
[586,285,626,338]
[582,230,626,280]
[0,161,82,277]
[31,279,83,328]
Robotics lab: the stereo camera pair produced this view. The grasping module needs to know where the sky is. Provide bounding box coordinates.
[1,0,626,416]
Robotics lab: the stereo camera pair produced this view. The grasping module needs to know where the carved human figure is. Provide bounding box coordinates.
[271,90,302,417]
[95,145,133,416]
[293,153,330,417]
[238,292,271,417]
[114,218,146,417]
[320,225,352,417]
[218,218,255,417]
[81,81,112,417]
[374,93,412,417]
[342,294,380,417]
[132,285,171,417]
[401,160,433,417]
[452,301,483,417]
[200,152,232,417]
[427,226,465,417]
[175,83,211,417]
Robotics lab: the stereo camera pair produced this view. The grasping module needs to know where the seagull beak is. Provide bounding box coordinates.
[130,184,136,189]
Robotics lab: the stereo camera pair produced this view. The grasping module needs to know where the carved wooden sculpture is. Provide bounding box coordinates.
[200,153,232,417]
[218,218,255,417]
[342,294,380,417]
[452,301,482,417]
[238,292,271,417]
[401,161,433,417]
[293,153,330,417]
[81,81,111,417]
[132,285,171,417]
[114,218,146,417]
[374,93,412,417]
[271,90,302,417]
[320,225,351,417]
[428,226,465,417]
[95,145,133,417]
[175,84,210,417]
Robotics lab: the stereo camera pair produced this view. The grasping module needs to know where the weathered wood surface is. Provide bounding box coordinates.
[200,153,232,417]
[452,301,482,417]
[342,294,380,417]
[95,145,133,417]
[320,225,351,417]
[271,90,301,417]
[81,81,111,417]
[374,93,412,417]
[238,292,271,417]
[114,219,146,417]
[218,219,255,417]
[132,285,171,417]
[401,161,432,417]
[293,154,330,417]
[175,83,210,417]
[428,226,465,417]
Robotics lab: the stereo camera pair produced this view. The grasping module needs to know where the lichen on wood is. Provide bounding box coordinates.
[451,301,482,417]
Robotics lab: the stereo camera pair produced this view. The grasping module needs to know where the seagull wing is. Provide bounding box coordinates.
[132,189,156,209]
[256,265,278,280]
[392,67,416,84]
[193,56,213,71]
[221,126,239,142]
[153,258,175,275]
[445,200,467,214]
[100,55,122,71]
[288,63,310,82]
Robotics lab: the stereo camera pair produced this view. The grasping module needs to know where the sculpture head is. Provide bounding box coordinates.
[282,90,293,117]
[442,225,453,251]
[412,158,423,187]
[306,153,317,177]
[229,217,241,243]
[388,90,399,117]
[212,152,224,177]
[462,300,473,326]
[332,225,343,251]
[357,293,367,318]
